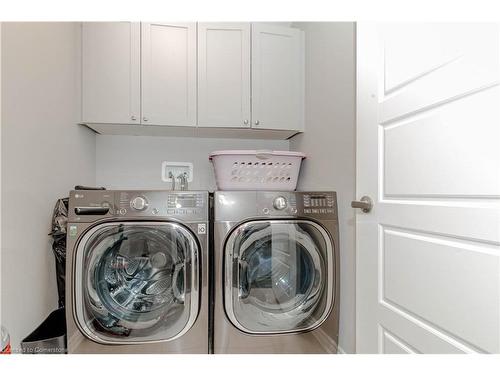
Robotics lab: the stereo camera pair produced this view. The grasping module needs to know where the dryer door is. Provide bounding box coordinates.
[224,220,334,334]
[74,222,199,344]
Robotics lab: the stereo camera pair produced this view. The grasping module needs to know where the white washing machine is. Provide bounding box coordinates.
[213,191,340,353]
[66,190,209,353]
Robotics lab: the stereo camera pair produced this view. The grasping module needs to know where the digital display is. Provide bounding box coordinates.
[309,195,327,200]
[178,197,197,208]
[167,194,201,209]
[303,194,334,208]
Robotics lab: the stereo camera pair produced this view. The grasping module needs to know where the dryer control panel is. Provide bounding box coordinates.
[255,191,337,220]
[301,193,336,215]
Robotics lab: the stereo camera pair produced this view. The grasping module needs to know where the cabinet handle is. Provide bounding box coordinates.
[243,120,249,125]
[143,117,148,122]
[131,115,137,121]
[254,120,260,126]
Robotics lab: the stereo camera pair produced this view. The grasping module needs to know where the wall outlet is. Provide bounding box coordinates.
[161,161,194,182]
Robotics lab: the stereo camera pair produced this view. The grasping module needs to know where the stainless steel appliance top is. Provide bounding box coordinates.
[68,190,209,222]
[214,191,338,222]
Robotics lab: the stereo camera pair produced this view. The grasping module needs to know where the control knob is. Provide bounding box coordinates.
[273,196,288,210]
[131,196,148,211]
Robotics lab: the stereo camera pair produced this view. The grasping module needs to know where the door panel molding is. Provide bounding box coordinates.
[379,326,420,354]
[379,301,479,353]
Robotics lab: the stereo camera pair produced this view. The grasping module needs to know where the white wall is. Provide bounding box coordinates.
[1,23,96,349]
[0,22,3,337]
[96,135,289,190]
[290,22,356,353]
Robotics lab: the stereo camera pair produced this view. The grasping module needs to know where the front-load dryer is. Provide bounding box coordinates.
[213,191,340,354]
[66,190,209,353]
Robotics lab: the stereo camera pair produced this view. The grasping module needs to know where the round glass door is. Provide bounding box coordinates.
[74,222,199,344]
[224,220,334,334]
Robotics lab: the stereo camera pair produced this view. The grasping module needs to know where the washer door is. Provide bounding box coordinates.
[74,222,199,344]
[224,220,334,334]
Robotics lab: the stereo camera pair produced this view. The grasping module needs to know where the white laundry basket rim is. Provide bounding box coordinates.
[209,150,306,160]
[209,150,306,191]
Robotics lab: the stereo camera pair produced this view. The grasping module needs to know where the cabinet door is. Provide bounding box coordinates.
[82,22,141,124]
[251,24,304,131]
[198,23,251,128]
[141,22,197,127]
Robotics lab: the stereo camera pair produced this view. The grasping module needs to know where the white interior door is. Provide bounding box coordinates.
[141,22,197,127]
[356,23,500,354]
[251,24,304,131]
[198,23,251,128]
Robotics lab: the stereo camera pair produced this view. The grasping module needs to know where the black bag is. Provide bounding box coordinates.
[48,198,69,308]
[48,186,106,308]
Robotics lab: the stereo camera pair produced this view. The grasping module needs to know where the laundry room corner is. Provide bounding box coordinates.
[0,22,97,350]
[289,22,357,354]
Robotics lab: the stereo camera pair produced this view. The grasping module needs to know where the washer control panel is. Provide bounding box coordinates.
[130,196,148,211]
[117,191,207,220]
[69,190,208,222]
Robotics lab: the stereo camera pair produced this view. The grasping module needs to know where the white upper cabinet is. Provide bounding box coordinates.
[80,22,304,137]
[82,22,141,124]
[198,23,251,128]
[251,24,304,131]
[141,22,197,126]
